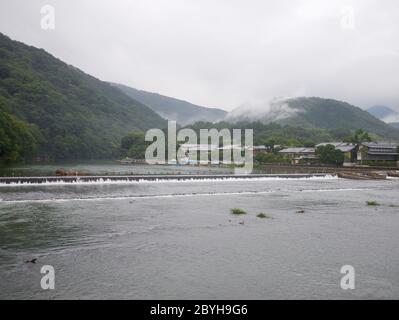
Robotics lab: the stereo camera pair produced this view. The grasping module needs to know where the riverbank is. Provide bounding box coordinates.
[1,162,397,183]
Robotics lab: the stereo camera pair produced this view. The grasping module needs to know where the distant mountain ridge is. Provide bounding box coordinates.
[226,97,399,139]
[112,83,227,125]
[0,33,166,161]
[367,105,399,124]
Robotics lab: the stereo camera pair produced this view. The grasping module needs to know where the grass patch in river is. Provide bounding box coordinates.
[257,213,271,219]
[230,208,247,215]
[366,201,380,206]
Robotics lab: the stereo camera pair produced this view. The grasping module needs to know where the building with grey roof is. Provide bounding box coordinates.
[358,142,398,162]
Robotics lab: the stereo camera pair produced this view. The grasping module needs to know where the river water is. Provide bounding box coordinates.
[1,174,399,299]
[0,162,234,177]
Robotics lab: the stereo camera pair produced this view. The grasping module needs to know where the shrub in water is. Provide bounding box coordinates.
[230,208,247,215]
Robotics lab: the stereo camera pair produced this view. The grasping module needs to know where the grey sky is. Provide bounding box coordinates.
[0,0,398,111]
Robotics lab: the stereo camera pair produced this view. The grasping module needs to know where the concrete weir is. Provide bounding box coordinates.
[0,173,331,184]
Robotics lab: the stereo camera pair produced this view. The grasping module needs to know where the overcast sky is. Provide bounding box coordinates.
[0,0,398,111]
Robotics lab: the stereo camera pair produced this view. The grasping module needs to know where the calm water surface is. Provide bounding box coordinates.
[1,174,399,299]
[0,162,234,177]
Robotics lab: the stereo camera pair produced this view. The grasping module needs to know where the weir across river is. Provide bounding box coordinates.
[0,173,330,184]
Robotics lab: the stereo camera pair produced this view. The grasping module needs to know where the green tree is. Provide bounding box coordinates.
[120,131,148,159]
[255,152,290,164]
[316,144,344,165]
[345,129,372,144]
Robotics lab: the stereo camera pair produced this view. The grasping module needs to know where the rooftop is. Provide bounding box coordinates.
[362,142,398,148]
[316,142,357,152]
[279,147,315,153]
[180,144,219,151]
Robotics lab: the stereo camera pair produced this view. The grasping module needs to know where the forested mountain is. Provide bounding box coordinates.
[186,121,338,146]
[226,97,399,139]
[112,83,227,125]
[0,33,166,162]
[1,31,398,164]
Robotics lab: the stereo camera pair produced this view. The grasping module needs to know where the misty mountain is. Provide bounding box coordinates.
[389,122,399,129]
[0,33,166,161]
[112,83,227,125]
[367,105,399,123]
[226,97,399,139]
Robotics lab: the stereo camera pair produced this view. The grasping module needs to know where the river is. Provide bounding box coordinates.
[0,168,399,299]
